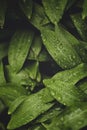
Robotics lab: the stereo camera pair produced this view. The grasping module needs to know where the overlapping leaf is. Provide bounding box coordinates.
[7,88,54,129]
[8,30,34,73]
[41,26,81,69]
[42,0,68,24]
[44,63,87,106]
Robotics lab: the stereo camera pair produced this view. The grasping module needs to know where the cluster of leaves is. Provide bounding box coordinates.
[0,0,87,130]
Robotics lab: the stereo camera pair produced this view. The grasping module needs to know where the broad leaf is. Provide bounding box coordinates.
[58,25,87,62]
[0,83,27,106]
[44,63,87,106]
[41,26,81,69]
[42,0,68,24]
[8,29,34,73]
[37,107,62,123]
[44,103,87,130]
[8,96,27,114]
[7,88,54,129]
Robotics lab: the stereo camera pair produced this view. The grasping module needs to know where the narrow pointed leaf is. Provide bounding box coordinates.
[0,84,26,106]
[28,35,42,59]
[7,88,54,129]
[5,65,36,88]
[30,3,49,30]
[42,0,68,24]
[71,13,87,41]
[44,63,87,106]
[82,0,87,19]
[44,103,87,130]
[58,25,87,62]
[25,61,39,80]
[8,96,27,115]
[19,0,33,19]
[37,107,62,123]
[8,30,34,72]
[41,27,81,69]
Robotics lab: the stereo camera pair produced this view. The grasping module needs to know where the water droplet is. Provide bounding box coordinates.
[43,38,46,42]
[26,86,28,90]
[28,39,30,42]
[63,102,66,105]
[72,72,76,76]
[60,117,64,121]
[69,55,76,62]
[78,121,83,125]
[58,96,62,101]
[73,19,76,23]
[51,91,55,96]
[28,15,31,19]
[56,122,59,126]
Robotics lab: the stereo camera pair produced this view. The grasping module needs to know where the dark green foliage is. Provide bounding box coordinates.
[0,0,87,130]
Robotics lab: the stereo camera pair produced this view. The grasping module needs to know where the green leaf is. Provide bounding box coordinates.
[82,0,87,19]
[37,49,51,62]
[42,0,68,24]
[19,0,33,19]
[8,29,34,73]
[37,107,62,123]
[28,124,46,130]
[0,61,6,84]
[41,26,81,69]
[7,88,54,129]
[58,25,87,62]
[25,61,39,80]
[28,35,42,59]
[0,0,7,28]
[0,83,27,106]
[5,65,37,89]
[28,125,46,130]
[44,63,87,106]
[8,96,27,115]
[71,13,87,41]
[36,67,41,83]
[30,3,49,30]
[44,103,87,130]
[28,48,51,62]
